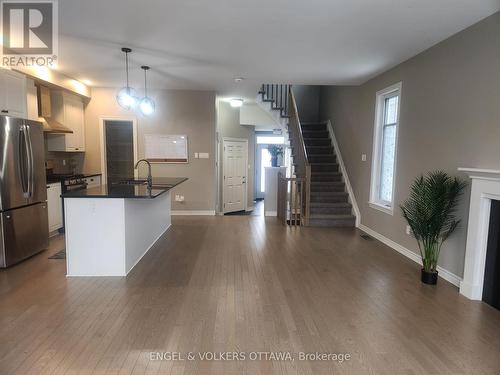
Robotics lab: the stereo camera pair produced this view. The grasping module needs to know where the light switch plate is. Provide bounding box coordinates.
[194,153,199,158]
[406,225,411,235]
[361,154,367,162]
[199,152,209,159]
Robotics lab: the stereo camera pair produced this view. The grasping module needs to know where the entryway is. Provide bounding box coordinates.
[255,134,285,200]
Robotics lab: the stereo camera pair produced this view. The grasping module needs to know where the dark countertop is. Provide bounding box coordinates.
[61,177,188,199]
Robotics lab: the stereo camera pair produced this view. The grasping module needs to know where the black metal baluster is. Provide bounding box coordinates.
[279,85,282,112]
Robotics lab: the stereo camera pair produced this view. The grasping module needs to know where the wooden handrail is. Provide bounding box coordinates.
[287,88,311,225]
[289,89,310,168]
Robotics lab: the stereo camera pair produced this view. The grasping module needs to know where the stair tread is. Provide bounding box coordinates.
[311,171,341,175]
[309,214,355,219]
[310,191,348,195]
[310,202,352,207]
[311,181,344,185]
[301,122,328,126]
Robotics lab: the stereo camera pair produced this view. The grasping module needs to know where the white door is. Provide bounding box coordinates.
[223,139,247,213]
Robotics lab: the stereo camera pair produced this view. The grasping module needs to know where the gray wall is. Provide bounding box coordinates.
[293,85,320,123]
[217,100,255,211]
[319,11,500,278]
[84,88,217,212]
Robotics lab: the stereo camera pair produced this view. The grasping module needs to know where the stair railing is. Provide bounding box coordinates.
[274,87,310,226]
[260,84,291,118]
[288,88,311,225]
[277,173,306,226]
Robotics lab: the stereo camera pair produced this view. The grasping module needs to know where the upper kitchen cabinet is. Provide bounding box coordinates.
[0,69,27,118]
[46,91,86,152]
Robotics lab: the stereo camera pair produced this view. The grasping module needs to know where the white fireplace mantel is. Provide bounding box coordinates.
[458,167,500,300]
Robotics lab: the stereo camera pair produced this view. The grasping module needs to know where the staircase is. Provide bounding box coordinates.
[302,122,356,227]
[259,84,356,227]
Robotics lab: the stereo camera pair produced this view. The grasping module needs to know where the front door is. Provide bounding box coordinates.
[223,139,247,213]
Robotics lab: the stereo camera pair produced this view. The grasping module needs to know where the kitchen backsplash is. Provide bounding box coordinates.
[45,151,85,174]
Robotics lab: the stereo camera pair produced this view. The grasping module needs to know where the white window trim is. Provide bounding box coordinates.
[369,82,402,215]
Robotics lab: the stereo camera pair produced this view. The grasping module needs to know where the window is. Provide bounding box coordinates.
[370,82,402,214]
[256,136,284,145]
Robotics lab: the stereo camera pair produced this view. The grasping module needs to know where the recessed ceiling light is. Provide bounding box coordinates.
[230,98,243,107]
[234,77,245,83]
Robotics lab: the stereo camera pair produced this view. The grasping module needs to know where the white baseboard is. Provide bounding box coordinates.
[326,120,361,227]
[171,210,216,216]
[265,211,277,217]
[49,230,61,238]
[358,224,462,287]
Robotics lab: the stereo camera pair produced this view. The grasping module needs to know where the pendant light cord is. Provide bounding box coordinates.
[141,66,150,97]
[125,51,129,88]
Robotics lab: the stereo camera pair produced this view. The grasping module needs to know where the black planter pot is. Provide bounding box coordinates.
[421,269,438,285]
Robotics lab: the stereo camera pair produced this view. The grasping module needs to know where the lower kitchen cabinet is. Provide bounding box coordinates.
[47,182,63,233]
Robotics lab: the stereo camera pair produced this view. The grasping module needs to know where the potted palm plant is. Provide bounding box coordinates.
[268,145,283,167]
[401,171,466,285]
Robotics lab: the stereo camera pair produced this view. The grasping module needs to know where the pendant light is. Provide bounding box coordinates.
[116,47,138,110]
[139,65,155,116]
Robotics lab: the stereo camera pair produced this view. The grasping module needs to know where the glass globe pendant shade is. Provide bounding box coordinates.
[139,96,155,116]
[116,86,138,110]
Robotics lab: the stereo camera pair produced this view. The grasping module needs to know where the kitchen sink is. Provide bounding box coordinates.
[113,179,148,186]
[112,179,176,189]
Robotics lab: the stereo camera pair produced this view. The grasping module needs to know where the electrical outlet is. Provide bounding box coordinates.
[62,159,66,166]
[361,154,367,162]
[406,225,411,235]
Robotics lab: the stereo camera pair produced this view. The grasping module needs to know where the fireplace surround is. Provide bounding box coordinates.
[459,168,500,301]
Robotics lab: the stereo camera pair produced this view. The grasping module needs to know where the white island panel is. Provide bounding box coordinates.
[65,191,171,277]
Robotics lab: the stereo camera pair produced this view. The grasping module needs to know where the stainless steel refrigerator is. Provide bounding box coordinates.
[0,115,49,267]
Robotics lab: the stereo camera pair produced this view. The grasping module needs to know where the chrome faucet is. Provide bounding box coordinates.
[135,159,153,189]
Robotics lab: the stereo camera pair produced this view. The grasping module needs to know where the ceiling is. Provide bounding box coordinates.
[57,0,500,100]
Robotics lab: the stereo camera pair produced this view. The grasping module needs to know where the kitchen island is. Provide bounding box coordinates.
[62,177,187,276]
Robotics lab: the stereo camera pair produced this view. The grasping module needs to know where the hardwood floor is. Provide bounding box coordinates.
[1,216,500,374]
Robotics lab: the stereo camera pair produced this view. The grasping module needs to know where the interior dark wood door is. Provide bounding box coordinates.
[483,200,500,310]
[105,120,134,182]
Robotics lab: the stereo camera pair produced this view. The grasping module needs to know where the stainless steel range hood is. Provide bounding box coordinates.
[38,85,73,134]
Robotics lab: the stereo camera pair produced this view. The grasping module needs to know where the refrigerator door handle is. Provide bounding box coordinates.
[25,124,34,198]
[18,126,29,197]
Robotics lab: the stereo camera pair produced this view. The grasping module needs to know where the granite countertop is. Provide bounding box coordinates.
[61,177,188,199]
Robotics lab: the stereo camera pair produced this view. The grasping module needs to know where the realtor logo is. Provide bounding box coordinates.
[1,0,58,66]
